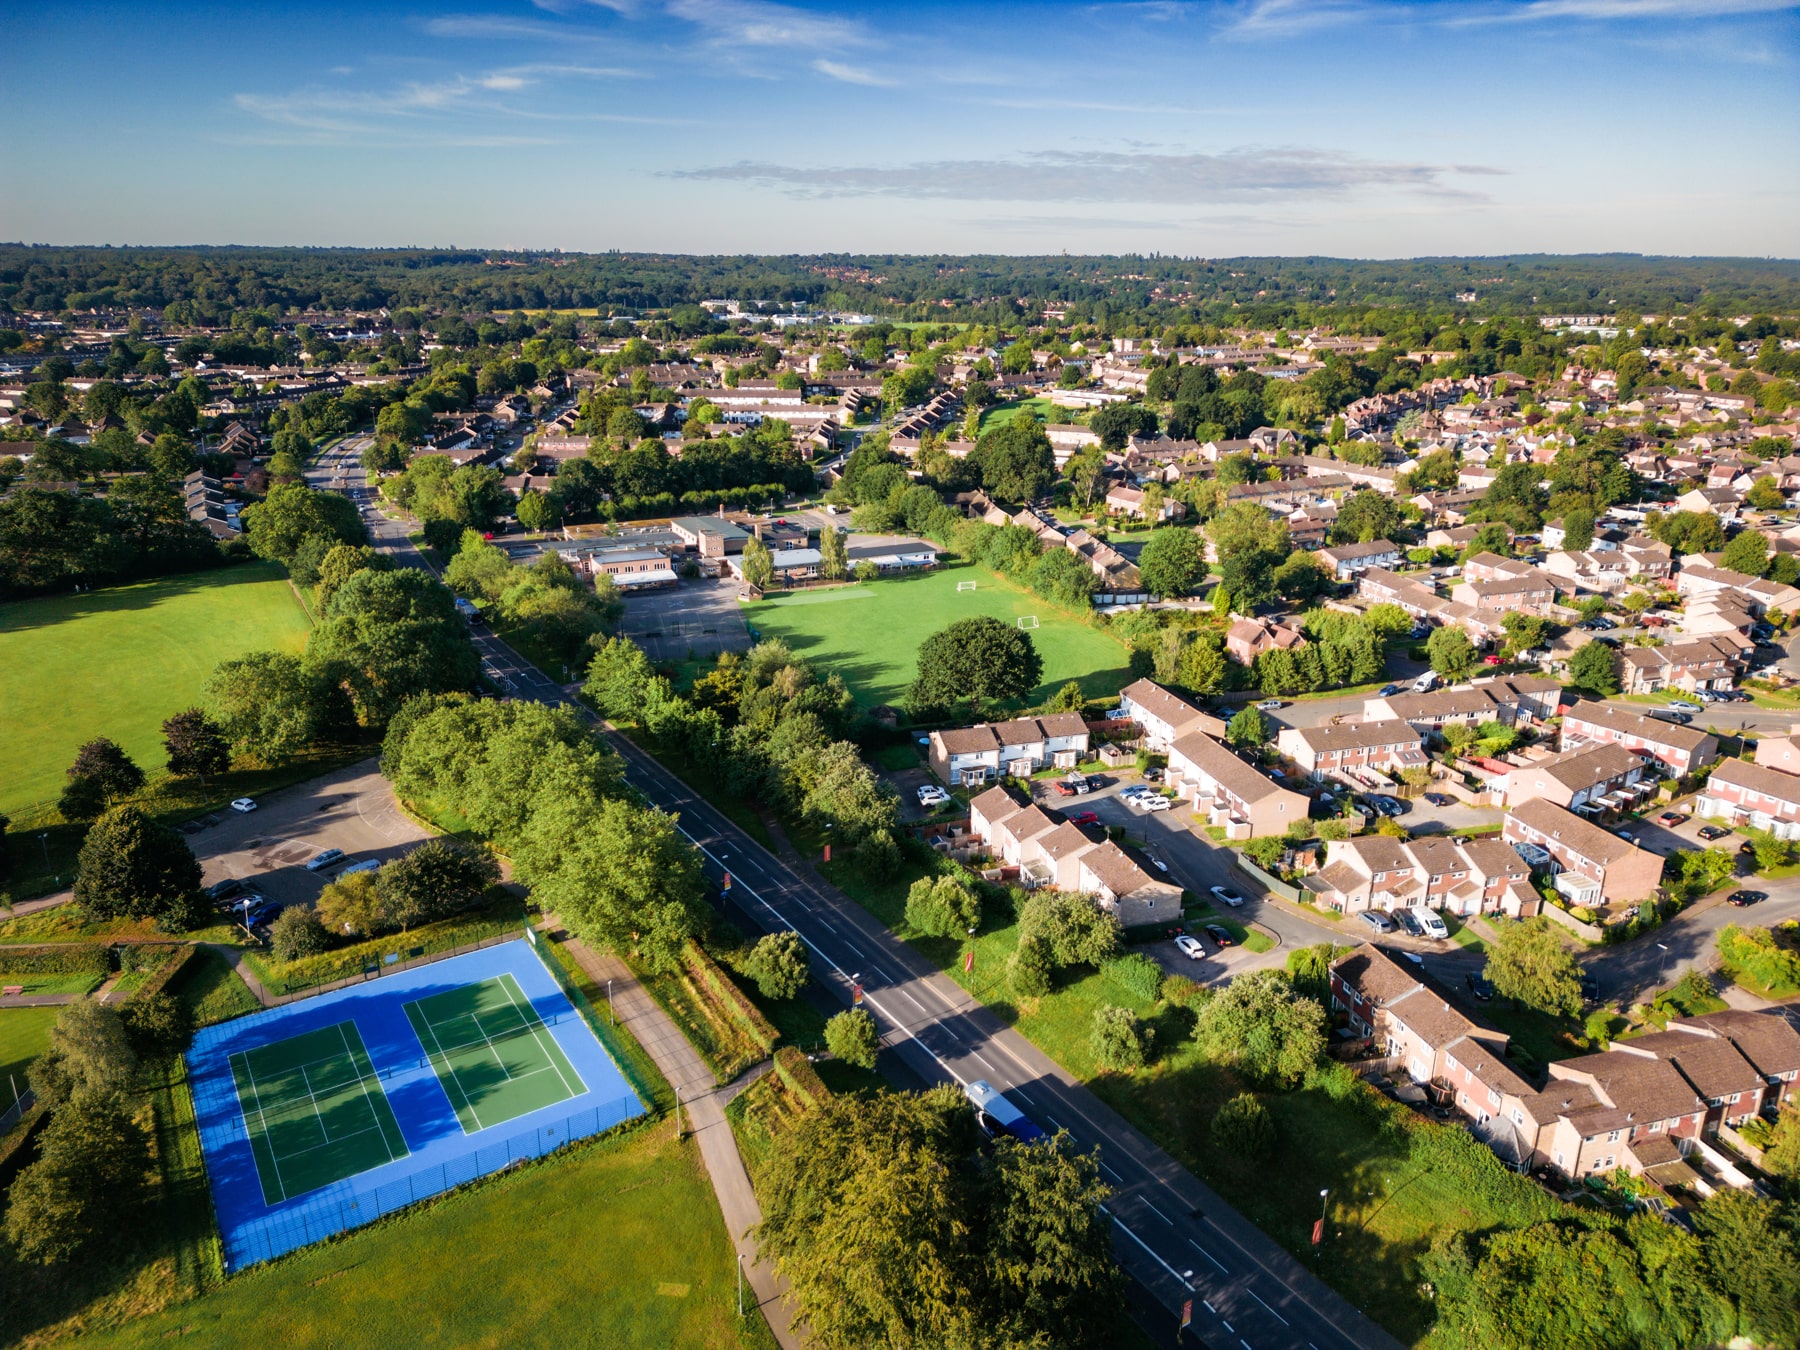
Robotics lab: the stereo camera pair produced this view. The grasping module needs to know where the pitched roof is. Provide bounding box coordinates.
[1508,797,1649,867]
[1287,719,1423,754]
[1078,839,1161,898]
[1669,1010,1800,1079]
[968,785,1027,823]
[1169,731,1288,805]
[1618,1031,1763,1102]
[1562,699,1713,751]
[1707,755,1800,806]
[1120,677,1206,730]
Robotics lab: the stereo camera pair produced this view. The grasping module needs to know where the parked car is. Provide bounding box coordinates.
[1174,934,1206,960]
[1424,793,1453,807]
[1366,795,1405,817]
[1394,908,1423,936]
[1209,886,1245,908]
[1464,973,1496,1001]
[1727,890,1766,907]
[1052,776,1092,796]
[1650,709,1692,725]
[1697,824,1730,841]
[1146,855,1170,873]
[245,901,280,928]
[1069,811,1100,826]
[916,784,951,807]
[1256,699,1284,711]
[1482,654,1504,666]
[1399,949,1425,967]
[204,877,244,902]
[1580,973,1600,1003]
[1379,684,1402,697]
[229,797,258,813]
[1202,923,1234,947]
[1658,811,1689,826]
[1359,911,1395,934]
[1140,795,1172,812]
[1666,700,1703,714]
[305,847,346,873]
[340,859,381,877]
[1409,907,1450,940]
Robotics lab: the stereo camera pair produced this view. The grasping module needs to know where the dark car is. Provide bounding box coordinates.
[1464,973,1496,1001]
[1727,890,1766,907]
[1658,811,1689,826]
[1580,973,1600,1004]
[1394,908,1423,936]
[1697,825,1730,841]
[1202,923,1234,947]
[1424,793,1453,807]
[205,877,244,902]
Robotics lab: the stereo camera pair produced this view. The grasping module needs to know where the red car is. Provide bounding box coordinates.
[1069,811,1100,826]
[1482,654,1504,666]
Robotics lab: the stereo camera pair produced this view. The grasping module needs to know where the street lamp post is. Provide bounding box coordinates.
[737,1252,745,1318]
[1316,1188,1329,1263]
[1656,942,1671,989]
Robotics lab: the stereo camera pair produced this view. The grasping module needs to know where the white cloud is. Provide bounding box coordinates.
[813,59,898,86]
[664,0,873,47]
[676,146,1504,204]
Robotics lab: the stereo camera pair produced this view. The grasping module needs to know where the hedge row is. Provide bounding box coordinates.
[249,908,523,994]
[686,941,779,1055]
[133,944,199,1001]
[772,1046,831,1112]
[0,943,110,977]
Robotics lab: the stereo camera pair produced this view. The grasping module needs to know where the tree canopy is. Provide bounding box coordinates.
[908,616,1044,715]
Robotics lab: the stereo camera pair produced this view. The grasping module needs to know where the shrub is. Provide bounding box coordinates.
[1090,1005,1152,1071]
[1718,923,1800,995]
[746,930,811,1001]
[1101,952,1164,1004]
[121,991,193,1057]
[1158,973,1205,1006]
[270,906,331,962]
[3,1091,152,1264]
[1210,1093,1275,1160]
[904,875,982,938]
[824,1008,879,1070]
[1007,938,1054,997]
[771,1045,831,1110]
[1242,837,1286,871]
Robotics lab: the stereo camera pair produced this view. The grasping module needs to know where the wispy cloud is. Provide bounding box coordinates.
[813,59,898,86]
[675,146,1504,204]
[1219,0,1800,37]
[664,0,874,47]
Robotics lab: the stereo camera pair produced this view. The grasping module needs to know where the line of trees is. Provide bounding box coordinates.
[442,530,622,669]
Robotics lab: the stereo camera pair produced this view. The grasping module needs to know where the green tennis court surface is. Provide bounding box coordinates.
[403,973,587,1134]
[229,1021,410,1206]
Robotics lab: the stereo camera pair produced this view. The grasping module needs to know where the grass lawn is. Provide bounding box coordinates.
[47,1126,774,1350]
[170,946,264,1028]
[0,563,312,818]
[0,1004,59,1102]
[977,397,1060,432]
[741,565,1132,710]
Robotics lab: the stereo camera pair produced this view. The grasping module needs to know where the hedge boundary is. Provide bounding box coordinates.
[0,943,110,977]
[686,941,779,1055]
[772,1046,831,1112]
[133,944,199,1001]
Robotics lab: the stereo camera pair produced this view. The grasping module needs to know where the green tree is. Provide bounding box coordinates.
[443,531,514,600]
[120,990,192,1058]
[515,488,560,534]
[1427,625,1477,679]
[4,1091,152,1264]
[375,839,500,931]
[160,708,231,780]
[1569,639,1622,697]
[1694,1190,1800,1348]
[204,650,325,762]
[1500,611,1549,657]
[1137,526,1204,599]
[1560,508,1596,551]
[1484,916,1583,1017]
[315,543,393,609]
[746,930,811,1001]
[1460,521,1512,561]
[1044,679,1087,713]
[58,737,145,819]
[240,482,365,565]
[317,870,385,937]
[73,805,203,929]
[905,875,983,938]
[1719,530,1771,577]
[819,526,848,581]
[27,1001,137,1108]
[907,616,1044,715]
[740,534,774,590]
[970,418,1055,503]
[824,1007,879,1070]
[270,905,332,961]
[1329,489,1400,545]
[1745,477,1787,511]
[583,636,658,721]
[1227,705,1268,748]
[307,568,480,727]
[1090,1004,1152,1070]
[1192,969,1325,1087]
[1210,1092,1275,1160]
[1760,1103,1800,1181]
[1017,891,1123,970]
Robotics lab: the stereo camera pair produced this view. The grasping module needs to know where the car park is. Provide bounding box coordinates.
[305,847,346,872]
[1202,923,1234,947]
[229,797,258,813]
[916,784,951,807]
[1366,795,1405,817]
[1209,886,1245,908]
[1727,890,1766,907]
[1697,825,1730,841]
[1174,934,1205,960]
[1359,911,1395,933]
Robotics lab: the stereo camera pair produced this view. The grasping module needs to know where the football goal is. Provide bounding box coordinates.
[1017,615,1040,630]
[957,580,978,592]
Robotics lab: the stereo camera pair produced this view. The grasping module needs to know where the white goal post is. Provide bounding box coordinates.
[1017,615,1040,629]
[957,580,978,591]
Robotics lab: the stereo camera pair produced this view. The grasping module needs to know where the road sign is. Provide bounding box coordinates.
[722,872,732,892]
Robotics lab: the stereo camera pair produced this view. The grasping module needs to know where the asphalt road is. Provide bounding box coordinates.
[329,446,1401,1350]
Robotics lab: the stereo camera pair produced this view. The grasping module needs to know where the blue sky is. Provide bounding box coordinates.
[4,0,1798,257]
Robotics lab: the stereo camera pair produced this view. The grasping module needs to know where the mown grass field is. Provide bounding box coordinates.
[0,564,312,817]
[76,1127,774,1350]
[977,397,1059,431]
[0,1005,58,1103]
[741,565,1132,709]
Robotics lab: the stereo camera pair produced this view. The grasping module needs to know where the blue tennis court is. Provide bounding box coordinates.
[188,937,645,1270]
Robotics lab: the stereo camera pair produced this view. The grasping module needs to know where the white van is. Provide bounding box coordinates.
[1411,671,1440,694]
[1409,907,1449,940]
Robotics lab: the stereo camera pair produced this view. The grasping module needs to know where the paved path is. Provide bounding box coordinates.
[556,934,803,1350]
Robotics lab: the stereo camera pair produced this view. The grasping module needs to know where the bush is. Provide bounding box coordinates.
[771,1045,832,1110]
[1158,973,1205,1006]
[1210,1093,1275,1160]
[270,906,331,962]
[1718,923,1800,995]
[1007,937,1054,997]
[1101,952,1164,1004]
[1090,1005,1153,1071]
[824,1007,879,1070]
[0,944,110,977]
[904,875,982,939]
[120,991,193,1057]
[1242,836,1286,871]
[746,930,811,1001]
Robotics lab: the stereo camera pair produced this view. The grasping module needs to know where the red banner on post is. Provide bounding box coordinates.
[1312,1218,1324,1246]
[852,982,863,1005]
[963,949,975,973]
[1180,1299,1193,1330]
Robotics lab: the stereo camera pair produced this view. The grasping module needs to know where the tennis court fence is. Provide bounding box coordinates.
[199,1083,642,1271]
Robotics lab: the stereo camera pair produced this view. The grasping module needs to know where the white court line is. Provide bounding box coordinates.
[410,1005,486,1132]
[337,1023,406,1162]
[296,1064,333,1147]
[233,1051,291,1204]
[495,973,586,1098]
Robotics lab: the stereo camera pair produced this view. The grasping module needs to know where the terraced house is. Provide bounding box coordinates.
[1275,719,1427,781]
[1303,833,1539,919]
[927,713,1090,787]
[1499,742,1654,816]
[1559,701,1719,778]
[1117,677,1226,750]
[1501,797,1664,906]
[1166,732,1309,839]
[1697,755,1800,838]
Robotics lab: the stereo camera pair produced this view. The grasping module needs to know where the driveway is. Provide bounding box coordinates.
[620,577,752,663]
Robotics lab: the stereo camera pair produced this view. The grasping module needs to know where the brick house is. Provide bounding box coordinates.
[1166,732,1309,838]
[1275,718,1426,780]
[1303,834,1539,918]
[1499,742,1653,815]
[1316,539,1403,580]
[1559,701,1719,778]
[928,713,1091,786]
[1696,756,1800,839]
[1502,797,1664,906]
[1117,678,1226,750]
[1223,616,1307,667]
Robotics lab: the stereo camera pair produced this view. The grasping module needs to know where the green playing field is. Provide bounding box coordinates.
[403,973,586,1135]
[229,1021,410,1207]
